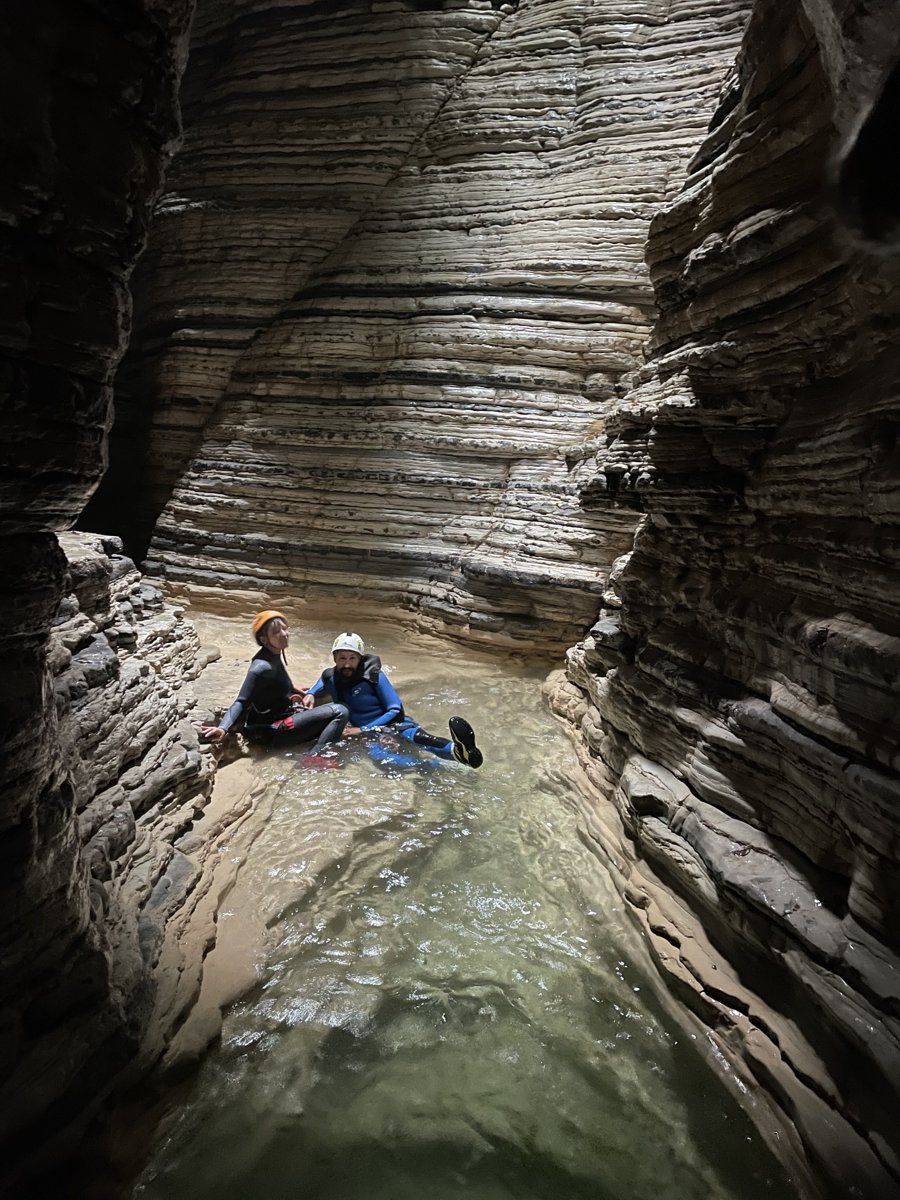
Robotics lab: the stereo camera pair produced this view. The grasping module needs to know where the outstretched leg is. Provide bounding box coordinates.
[366,738,431,773]
[394,716,483,768]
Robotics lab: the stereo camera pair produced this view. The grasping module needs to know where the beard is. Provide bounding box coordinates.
[338,666,356,678]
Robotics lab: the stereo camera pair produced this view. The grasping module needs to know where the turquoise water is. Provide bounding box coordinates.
[132,615,798,1200]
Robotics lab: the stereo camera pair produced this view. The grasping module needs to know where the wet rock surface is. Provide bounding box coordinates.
[548,2,900,1196]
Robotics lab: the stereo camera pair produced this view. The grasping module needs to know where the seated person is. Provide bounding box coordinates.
[301,633,483,768]
[201,611,348,759]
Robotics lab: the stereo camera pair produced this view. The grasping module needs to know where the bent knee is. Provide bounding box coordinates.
[330,703,350,720]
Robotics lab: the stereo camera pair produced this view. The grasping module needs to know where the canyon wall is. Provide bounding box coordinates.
[5,0,898,1195]
[87,0,749,649]
[548,1,900,1196]
[0,3,205,1188]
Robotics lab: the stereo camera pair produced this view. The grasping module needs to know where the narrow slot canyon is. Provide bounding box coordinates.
[2,2,898,1198]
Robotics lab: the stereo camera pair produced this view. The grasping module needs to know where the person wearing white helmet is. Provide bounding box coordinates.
[331,632,365,657]
[301,633,483,768]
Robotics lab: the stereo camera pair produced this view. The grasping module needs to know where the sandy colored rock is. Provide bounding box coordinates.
[89,0,749,650]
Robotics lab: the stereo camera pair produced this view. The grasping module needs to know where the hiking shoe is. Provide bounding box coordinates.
[449,716,483,769]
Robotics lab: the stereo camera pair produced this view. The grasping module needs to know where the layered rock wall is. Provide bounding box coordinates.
[9,535,213,1164]
[0,2,202,1187]
[549,2,900,1196]
[1,532,216,1191]
[89,0,749,648]
[10,1,898,1195]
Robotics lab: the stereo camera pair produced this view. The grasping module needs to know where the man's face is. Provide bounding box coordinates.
[334,650,361,677]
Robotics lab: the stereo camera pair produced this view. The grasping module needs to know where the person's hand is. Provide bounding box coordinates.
[344,726,363,736]
[201,725,227,743]
[301,694,316,710]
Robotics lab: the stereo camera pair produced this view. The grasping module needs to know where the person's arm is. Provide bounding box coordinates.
[359,674,403,730]
[301,673,331,709]
[218,662,263,733]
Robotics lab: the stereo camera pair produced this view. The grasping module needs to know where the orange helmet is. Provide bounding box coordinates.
[251,609,286,640]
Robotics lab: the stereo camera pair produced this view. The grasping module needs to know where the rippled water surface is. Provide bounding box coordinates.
[133,614,797,1200]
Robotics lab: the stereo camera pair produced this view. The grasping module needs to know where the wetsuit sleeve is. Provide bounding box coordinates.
[307,674,333,701]
[360,674,403,729]
[220,661,264,733]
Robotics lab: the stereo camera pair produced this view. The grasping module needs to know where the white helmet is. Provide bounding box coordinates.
[332,632,365,656]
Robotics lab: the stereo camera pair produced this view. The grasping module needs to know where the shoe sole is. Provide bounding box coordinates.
[449,716,483,769]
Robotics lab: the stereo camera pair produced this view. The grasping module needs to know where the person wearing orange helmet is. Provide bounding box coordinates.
[201,611,348,763]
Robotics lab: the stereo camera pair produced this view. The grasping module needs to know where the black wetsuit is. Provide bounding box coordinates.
[220,647,348,750]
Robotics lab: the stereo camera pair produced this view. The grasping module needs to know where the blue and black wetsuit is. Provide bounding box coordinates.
[221,647,348,750]
[307,655,455,761]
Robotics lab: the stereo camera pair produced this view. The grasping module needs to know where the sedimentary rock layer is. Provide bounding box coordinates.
[550,2,900,1196]
[0,532,217,1189]
[91,0,749,648]
[0,2,197,1187]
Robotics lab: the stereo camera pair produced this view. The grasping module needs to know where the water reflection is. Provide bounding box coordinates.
[133,615,797,1200]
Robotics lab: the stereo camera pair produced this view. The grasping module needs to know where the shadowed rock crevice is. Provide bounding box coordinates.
[0,2,214,1191]
[837,54,900,247]
[548,2,900,1196]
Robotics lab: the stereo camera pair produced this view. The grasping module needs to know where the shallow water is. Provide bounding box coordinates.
[133,613,798,1200]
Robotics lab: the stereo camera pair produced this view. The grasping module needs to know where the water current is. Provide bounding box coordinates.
[132,613,798,1200]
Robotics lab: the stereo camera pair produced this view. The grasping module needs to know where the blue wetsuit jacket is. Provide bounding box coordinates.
[308,655,454,762]
[308,655,403,729]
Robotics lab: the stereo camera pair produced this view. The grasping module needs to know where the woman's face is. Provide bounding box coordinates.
[263,617,289,652]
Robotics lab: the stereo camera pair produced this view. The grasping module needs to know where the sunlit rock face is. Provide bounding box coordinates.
[89,0,749,648]
[0,1,198,1187]
[550,2,900,1196]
